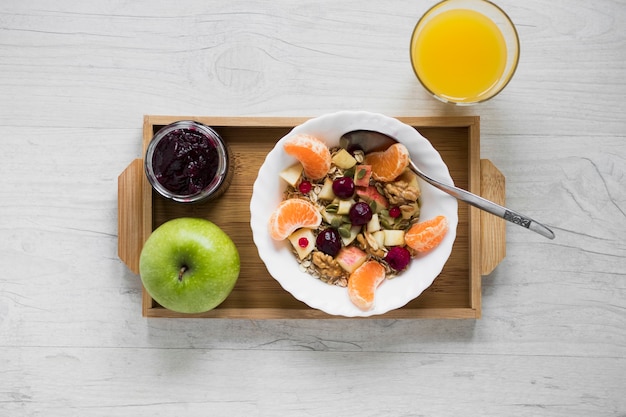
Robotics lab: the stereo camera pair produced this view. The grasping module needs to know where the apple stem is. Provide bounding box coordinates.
[178,266,188,282]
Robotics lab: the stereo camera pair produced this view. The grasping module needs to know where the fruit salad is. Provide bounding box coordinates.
[268,133,448,310]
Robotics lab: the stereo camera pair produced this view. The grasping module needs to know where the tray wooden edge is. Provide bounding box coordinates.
[480,159,506,276]
[117,115,505,319]
[140,307,480,319]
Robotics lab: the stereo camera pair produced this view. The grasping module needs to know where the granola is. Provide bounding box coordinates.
[281,146,422,285]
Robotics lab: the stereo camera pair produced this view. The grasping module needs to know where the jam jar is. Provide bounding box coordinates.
[144,121,232,203]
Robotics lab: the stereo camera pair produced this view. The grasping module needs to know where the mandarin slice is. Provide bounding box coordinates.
[347,260,386,311]
[363,143,410,182]
[404,215,449,252]
[283,134,331,180]
[268,198,322,241]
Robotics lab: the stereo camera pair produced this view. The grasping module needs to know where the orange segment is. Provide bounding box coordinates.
[363,143,410,182]
[268,198,322,241]
[283,134,331,180]
[347,260,386,311]
[404,215,449,252]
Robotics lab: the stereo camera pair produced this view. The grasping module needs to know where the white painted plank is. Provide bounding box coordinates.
[0,0,625,415]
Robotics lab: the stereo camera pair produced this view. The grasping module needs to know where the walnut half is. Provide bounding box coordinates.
[383,180,420,206]
[311,252,347,286]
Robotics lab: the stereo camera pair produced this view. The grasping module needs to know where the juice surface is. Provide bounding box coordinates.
[412,8,507,103]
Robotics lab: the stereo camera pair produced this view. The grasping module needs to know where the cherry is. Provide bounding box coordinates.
[349,201,373,225]
[315,228,341,257]
[332,177,355,199]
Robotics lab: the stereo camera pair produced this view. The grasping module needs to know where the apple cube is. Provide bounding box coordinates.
[336,246,368,274]
[331,149,357,169]
[318,177,335,201]
[337,198,355,215]
[354,165,372,187]
[383,229,405,247]
[366,213,381,233]
[340,225,362,246]
[279,163,303,187]
[373,230,386,248]
[287,228,316,260]
[355,186,389,212]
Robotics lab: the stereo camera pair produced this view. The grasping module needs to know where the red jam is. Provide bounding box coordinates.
[145,121,231,203]
[151,128,219,196]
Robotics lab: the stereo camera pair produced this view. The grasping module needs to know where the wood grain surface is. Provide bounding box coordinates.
[1,0,625,416]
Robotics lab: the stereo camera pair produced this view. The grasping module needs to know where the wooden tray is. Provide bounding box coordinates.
[118,115,505,319]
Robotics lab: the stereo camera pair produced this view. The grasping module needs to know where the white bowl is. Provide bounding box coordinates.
[250,111,458,317]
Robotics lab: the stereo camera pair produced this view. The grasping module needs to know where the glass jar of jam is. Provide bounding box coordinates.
[144,121,232,203]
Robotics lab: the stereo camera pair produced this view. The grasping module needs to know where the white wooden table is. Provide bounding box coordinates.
[1,1,625,415]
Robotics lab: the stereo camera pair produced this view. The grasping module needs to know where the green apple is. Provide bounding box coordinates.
[139,217,240,313]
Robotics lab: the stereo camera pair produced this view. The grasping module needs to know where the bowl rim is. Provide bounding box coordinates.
[250,111,458,317]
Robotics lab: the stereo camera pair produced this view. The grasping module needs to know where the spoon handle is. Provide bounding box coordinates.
[409,161,555,239]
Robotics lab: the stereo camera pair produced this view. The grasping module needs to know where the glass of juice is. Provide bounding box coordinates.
[410,0,519,105]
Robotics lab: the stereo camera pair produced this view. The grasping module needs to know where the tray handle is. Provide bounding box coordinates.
[117,159,144,275]
[479,159,506,275]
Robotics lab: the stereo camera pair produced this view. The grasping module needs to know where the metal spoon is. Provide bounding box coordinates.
[340,130,555,239]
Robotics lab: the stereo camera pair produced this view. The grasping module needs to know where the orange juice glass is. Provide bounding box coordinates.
[410,0,519,105]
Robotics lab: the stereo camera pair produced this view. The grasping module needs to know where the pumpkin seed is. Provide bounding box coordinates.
[330,217,343,228]
[325,203,338,213]
[338,224,352,238]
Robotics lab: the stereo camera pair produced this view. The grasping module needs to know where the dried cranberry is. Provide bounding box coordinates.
[298,180,312,194]
[389,206,402,218]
